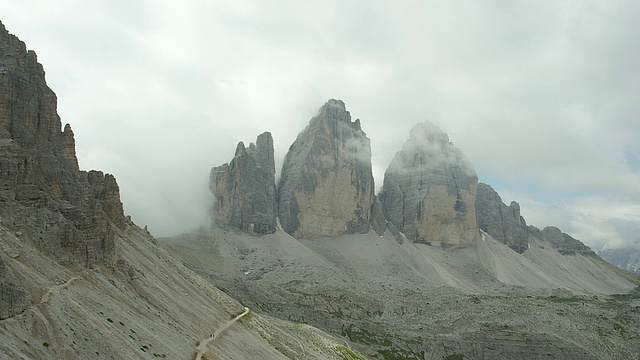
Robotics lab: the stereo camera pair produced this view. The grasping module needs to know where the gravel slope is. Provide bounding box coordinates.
[161,226,640,359]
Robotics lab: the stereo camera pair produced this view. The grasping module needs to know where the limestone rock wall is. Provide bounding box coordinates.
[277,99,374,238]
[210,132,277,234]
[0,21,126,268]
[475,183,529,253]
[379,122,478,245]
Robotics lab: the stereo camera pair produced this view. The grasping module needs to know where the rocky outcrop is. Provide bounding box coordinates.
[530,226,597,256]
[379,122,478,245]
[476,183,529,253]
[210,132,277,234]
[0,21,126,268]
[277,99,374,238]
[0,253,31,320]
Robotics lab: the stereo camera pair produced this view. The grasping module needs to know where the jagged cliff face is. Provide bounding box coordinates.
[210,132,277,234]
[0,22,125,274]
[476,183,529,253]
[379,122,479,245]
[277,99,374,238]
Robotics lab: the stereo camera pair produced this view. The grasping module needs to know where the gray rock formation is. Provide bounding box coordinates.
[277,99,374,238]
[530,226,597,256]
[0,21,125,267]
[210,132,277,234]
[379,122,479,245]
[476,183,529,253]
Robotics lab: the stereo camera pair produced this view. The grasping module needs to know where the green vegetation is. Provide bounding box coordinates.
[107,318,113,323]
[610,286,640,301]
[342,324,392,347]
[547,295,584,304]
[335,345,365,360]
[42,342,49,347]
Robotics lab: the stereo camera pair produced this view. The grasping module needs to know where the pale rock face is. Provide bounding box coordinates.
[277,99,374,238]
[475,183,529,253]
[379,122,479,245]
[210,132,277,235]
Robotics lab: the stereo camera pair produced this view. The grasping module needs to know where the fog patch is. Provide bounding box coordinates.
[391,121,476,177]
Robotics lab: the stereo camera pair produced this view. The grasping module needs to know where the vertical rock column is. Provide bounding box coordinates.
[379,122,479,245]
[210,132,277,234]
[277,99,375,238]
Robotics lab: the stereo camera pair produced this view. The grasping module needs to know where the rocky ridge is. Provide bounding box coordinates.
[475,183,529,253]
[0,22,125,268]
[210,132,277,235]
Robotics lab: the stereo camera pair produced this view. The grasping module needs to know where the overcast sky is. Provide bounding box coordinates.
[2,0,639,250]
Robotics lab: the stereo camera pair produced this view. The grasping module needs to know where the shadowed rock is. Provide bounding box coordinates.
[277,99,374,238]
[476,183,529,253]
[210,132,277,234]
[379,122,479,245]
[0,23,126,261]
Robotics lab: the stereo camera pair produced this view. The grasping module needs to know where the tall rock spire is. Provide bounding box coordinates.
[210,132,277,234]
[277,99,375,238]
[379,122,479,245]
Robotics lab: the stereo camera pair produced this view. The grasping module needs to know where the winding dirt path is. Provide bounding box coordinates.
[194,307,250,360]
[39,276,82,305]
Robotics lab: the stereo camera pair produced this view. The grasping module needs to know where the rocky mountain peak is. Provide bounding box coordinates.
[277,99,374,238]
[379,121,479,245]
[210,132,277,235]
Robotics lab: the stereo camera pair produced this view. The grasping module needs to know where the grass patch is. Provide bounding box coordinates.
[42,342,49,347]
[610,286,640,301]
[547,295,584,304]
[342,324,392,346]
[335,345,365,360]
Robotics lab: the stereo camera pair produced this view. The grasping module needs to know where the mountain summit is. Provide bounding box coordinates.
[380,122,479,245]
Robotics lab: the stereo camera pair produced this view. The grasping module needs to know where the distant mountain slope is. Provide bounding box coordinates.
[600,247,640,274]
[0,21,362,359]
